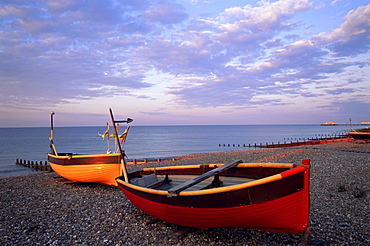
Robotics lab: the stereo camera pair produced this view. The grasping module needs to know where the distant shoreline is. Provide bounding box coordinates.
[320,121,370,126]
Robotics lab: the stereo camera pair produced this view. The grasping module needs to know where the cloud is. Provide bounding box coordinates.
[140,110,167,115]
[162,2,370,108]
[337,101,370,115]
[324,88,354,95]
[0,0,158,106]
[0,0,369,125]
[315,4,370,57]
[144,2,189,24]
[213,0,311,49]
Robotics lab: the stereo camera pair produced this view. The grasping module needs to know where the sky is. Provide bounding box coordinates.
[0,0,369,127]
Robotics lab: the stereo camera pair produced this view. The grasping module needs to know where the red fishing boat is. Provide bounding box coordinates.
[108,109,311,238]
[115,159,310,234]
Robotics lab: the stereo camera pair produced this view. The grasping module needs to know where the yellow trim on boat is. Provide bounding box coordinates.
[142,163,294,172]
[143,165,203,172]
[236,163,294,168]
[117,179,169,195]
[48,153,121,159]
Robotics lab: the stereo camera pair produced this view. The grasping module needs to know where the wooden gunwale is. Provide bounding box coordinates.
[142,163,295,172]
[48,153,121,159]
[47,153,122,166]
[116,163,302,197]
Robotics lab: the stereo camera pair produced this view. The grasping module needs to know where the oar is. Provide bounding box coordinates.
[109,108,133,182]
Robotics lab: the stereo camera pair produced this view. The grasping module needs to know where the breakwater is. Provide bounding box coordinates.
[219,136,352,148]
[15,158,53,172]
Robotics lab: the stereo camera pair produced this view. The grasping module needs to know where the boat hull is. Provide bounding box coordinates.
[48,153,122,186]
[348,132,370,139]
[116,161,310,234]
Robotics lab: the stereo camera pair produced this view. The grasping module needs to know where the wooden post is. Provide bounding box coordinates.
[109,108,131,182]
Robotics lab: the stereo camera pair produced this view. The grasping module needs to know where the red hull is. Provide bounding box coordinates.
[120,186,308,234]
[116,160,310,234]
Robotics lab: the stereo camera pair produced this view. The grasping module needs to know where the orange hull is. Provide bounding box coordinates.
[48,153,122,186]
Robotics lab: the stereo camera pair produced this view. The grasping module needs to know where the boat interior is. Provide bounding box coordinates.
[127,160,295,194]
[130,173,256,191]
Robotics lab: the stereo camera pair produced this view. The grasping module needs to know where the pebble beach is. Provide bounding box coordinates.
[1,141,369,245]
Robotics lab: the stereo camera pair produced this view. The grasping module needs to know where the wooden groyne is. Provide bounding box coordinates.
[15,159,53,172]
[126,157,177,165]
[15,157,176,168]
[219,136,352,149]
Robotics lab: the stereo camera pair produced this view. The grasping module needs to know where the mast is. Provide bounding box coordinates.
[49,111,58,155]
[109,108,133,182]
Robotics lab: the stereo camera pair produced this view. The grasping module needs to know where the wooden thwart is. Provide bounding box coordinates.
[168,159,242,197]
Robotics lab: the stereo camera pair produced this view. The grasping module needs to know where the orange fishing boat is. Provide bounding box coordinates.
[47,110,132,186]
[48,152,123,186]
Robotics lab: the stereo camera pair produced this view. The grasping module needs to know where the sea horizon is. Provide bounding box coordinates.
[0,123,335,128]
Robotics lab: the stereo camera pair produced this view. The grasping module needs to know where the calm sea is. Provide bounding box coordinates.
[0,124,354,179]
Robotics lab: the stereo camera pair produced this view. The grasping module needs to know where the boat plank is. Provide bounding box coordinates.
[168,160,242,196]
